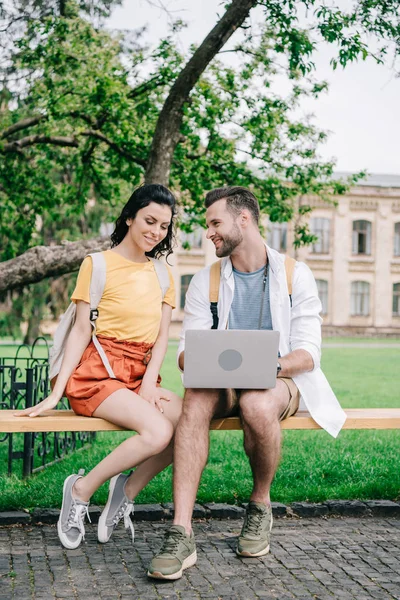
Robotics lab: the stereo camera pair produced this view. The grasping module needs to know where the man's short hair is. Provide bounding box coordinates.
[204,186,260,224]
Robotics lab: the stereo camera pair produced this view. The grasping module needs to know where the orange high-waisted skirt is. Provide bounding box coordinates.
[65,336,160,417]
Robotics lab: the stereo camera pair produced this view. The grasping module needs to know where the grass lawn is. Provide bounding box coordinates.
[322,337,400,344]
[0,342,399,511]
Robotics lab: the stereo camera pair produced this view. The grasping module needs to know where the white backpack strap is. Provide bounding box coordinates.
[149,258,170,299]
[88,252,107,310]
[88,253,116,379]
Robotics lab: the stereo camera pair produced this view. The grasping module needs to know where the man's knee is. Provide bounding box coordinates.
[183,388,220,422]
[239,387,287,426]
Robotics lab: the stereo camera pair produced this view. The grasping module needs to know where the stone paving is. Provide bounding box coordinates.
[1,517,400,600]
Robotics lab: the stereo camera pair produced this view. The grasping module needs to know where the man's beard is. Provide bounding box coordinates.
[215,223,243,257]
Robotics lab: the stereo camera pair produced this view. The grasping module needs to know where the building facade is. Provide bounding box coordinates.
[169,174,400,337]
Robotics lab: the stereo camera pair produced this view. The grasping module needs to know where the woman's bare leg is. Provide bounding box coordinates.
[73,388,181,501]
[123,390,182,499]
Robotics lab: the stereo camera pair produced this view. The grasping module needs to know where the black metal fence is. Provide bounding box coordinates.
[0,338,95,477]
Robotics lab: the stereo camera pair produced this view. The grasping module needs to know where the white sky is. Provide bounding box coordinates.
[108,0,400,176]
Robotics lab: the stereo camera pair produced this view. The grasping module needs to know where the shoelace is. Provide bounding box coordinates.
[159,530,185,555]
[67,502,91,538]
[112,501,135,543]
[243,507,265,537]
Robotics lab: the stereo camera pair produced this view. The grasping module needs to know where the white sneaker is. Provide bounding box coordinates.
[57,469,90,550]
[98,472,134,544]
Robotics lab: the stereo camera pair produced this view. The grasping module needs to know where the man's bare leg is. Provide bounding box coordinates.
[148,388,221,580]
[239,380,290,504]
[173,388,221,533]
[236,381,290,557]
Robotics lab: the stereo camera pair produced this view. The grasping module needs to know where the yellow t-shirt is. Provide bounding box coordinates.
[71,250,176,343]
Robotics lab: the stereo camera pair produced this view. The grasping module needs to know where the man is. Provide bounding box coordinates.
[148,186,346,580]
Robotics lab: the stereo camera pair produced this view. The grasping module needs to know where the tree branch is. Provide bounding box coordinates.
[1,116,46,139]
[0,237,111,293]
[145,0,258,184]
[4,135,79,151]
[0,111,98,143]
[128,75,164,99]
[80,130,147,166]
[2,128,147,167]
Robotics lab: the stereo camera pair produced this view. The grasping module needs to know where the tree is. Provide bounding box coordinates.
[0,0,399,293]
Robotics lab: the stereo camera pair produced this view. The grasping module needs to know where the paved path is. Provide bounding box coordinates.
[1,517,400,600]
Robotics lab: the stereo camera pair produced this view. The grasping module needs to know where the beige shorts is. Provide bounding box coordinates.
[216,377,300,421]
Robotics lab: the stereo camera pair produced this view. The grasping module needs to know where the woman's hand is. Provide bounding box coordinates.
[139,383,170,413]
[14,391,61,418]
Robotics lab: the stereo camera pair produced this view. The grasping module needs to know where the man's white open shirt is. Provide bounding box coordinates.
[177,244,346,438]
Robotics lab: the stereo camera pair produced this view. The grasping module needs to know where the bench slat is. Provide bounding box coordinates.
[1,408,400,433]
[213,409,400,430]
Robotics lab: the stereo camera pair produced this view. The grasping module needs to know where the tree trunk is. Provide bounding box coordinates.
[24,306,42,344]
[59,0,66,17]
[145,0,257,185]
[0,237,110,294]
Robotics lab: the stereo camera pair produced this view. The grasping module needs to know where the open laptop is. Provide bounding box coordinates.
[183,329,280,389]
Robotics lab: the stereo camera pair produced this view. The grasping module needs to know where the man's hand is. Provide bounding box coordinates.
[139,383,171,413]
[14,391,61,418]
[277,349,314,378]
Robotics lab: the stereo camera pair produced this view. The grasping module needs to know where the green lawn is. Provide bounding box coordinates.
[0,342,399,510]
[322,336,400,344]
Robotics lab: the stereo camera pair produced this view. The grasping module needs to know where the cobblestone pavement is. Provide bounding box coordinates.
[1,517,400,600]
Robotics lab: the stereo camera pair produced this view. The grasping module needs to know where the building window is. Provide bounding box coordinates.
[310,218,330,254]
[316,279,328,315]
[267,222,287,252]
[351,281,370,316]
[352,220,372,255]
[393,283,400,316]
[394,223,400,257]
[180,274,193,309]
[180,227,202,250]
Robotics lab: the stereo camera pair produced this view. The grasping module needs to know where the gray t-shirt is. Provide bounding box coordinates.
[229,264,273,330]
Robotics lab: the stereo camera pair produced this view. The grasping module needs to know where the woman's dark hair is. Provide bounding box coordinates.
[111,184,177,259]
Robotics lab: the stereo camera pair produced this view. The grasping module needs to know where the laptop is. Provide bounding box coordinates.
[183,329,280,389]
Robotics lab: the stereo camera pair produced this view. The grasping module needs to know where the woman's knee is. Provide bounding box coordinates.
[141,417,174,454]
[160,390,183,429]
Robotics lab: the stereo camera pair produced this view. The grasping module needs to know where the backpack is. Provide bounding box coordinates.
[49,252,170,386]
[208,255,296,329]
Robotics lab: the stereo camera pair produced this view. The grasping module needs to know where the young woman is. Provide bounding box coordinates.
[18,184,182,549]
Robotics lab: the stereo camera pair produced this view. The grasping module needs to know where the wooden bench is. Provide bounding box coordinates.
[1,408,400,433]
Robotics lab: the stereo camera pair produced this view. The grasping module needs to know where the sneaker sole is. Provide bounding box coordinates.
[147,550,197,580]
[57,475,83,550]
[236,512,273,558]
[236,544,270,557]
[98,474,120,544]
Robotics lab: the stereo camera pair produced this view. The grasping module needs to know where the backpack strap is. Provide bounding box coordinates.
[88,252,116,379]
[208,255,297,327]
[285,255,296,307]
[209,260,221,329]
[149,257,170,299]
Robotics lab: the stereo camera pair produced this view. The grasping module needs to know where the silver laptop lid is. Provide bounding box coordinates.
[183,329,280,389]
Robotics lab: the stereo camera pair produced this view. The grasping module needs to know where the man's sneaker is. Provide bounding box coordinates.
[57,469,90,550]
[98,472,134,543]
[147,525,197,580]
[236,501,273,557]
